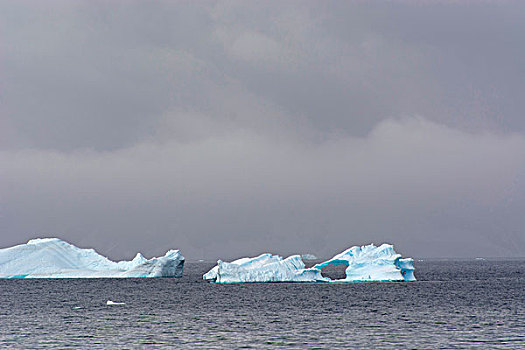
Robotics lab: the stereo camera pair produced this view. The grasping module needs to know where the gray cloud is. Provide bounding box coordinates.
[2,118,523,259]
[1,1,524,259]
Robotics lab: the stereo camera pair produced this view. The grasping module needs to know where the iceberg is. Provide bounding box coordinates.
[203,243,415,283]
[0,238,184,278]
[301,253,318,260]
[203,253,325,283]
[312,244,415,282]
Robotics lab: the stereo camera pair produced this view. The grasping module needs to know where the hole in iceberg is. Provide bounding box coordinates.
[319,263,347,281]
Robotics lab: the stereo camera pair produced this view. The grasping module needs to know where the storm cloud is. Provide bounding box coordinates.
[1,1,524,259]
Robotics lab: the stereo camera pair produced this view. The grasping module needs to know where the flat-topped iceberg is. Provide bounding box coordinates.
[203,243,415,283]
[0,238,184,278]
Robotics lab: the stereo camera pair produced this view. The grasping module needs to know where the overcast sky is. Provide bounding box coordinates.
[1,0,524,260]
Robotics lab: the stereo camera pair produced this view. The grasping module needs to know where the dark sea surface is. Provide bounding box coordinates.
[0,260,524,349]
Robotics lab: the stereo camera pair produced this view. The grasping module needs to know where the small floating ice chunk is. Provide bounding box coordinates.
[106,300,125,306]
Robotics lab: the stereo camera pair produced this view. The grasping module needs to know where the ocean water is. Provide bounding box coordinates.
[0,260,523,349]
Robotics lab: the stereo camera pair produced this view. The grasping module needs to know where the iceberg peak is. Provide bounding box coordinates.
[27,237,63,245]
[132,252,146,262]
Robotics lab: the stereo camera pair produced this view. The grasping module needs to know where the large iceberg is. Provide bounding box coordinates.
[203,253,325,283]
[0,238,184,278]
[312,244,415,282]
[203,243,415,283]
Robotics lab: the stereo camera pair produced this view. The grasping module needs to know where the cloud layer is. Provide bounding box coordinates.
[1,1,524,258]
[2,118,523,259]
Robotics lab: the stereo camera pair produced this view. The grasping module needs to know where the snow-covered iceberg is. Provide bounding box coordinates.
[312,244,415,282]
[0,238,185,278]
[203,253,325,283]
[203,243,415,283]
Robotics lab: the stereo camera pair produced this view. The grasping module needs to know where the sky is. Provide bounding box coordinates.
[1,0,524,260]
